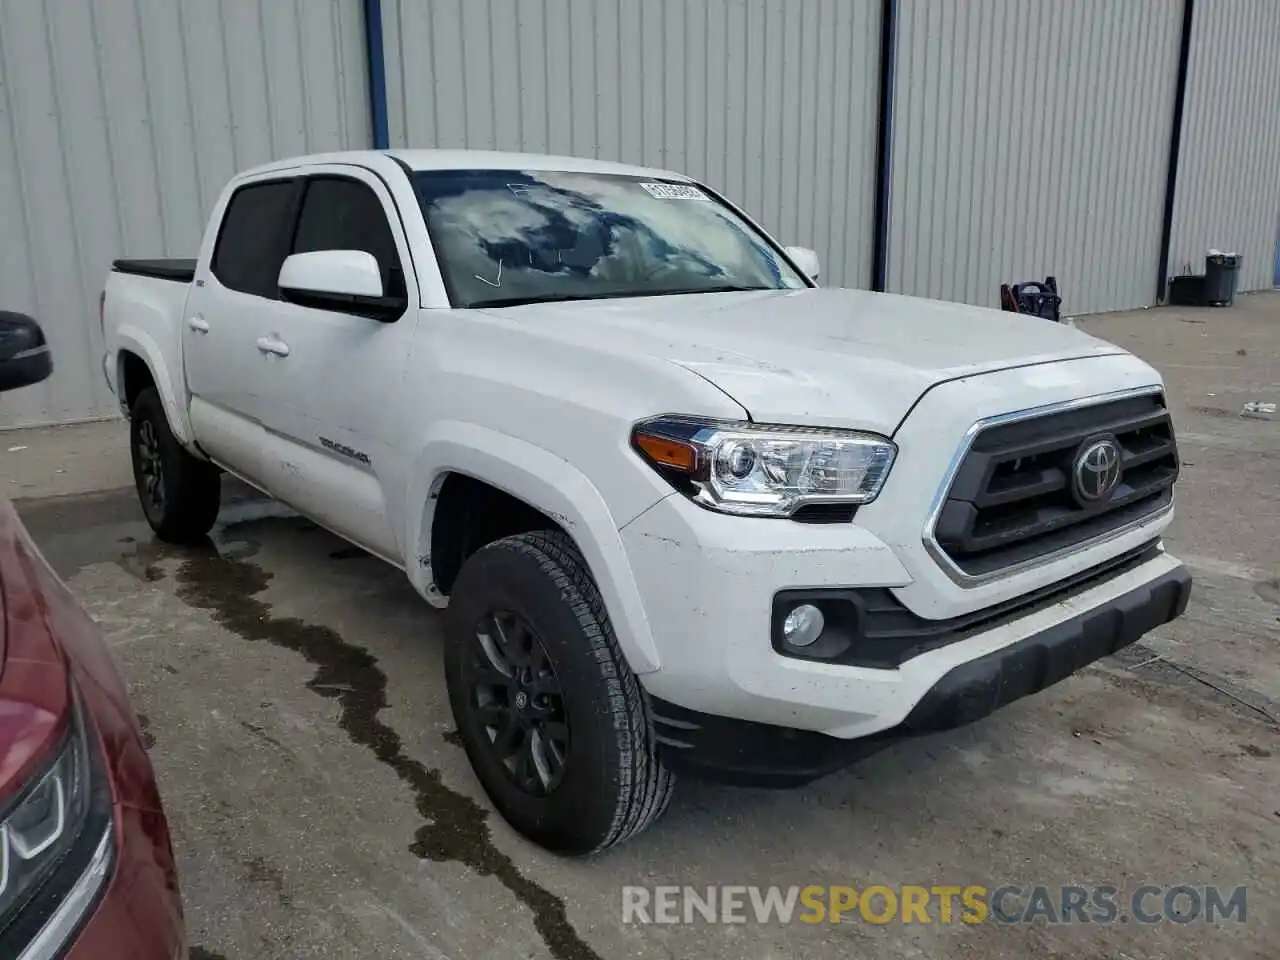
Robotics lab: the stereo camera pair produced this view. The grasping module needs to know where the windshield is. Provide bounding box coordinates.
[412,169,808,308]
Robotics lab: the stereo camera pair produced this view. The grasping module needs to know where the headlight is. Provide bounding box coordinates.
[632,416,896,517]
[0,692,113,958]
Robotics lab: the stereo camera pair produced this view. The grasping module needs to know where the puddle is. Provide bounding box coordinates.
[13,481,275,580]
[171,531,603,960]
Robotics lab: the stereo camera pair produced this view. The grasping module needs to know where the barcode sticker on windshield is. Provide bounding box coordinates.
[639,182,707,200]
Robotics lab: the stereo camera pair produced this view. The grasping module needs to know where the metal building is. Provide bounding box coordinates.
[381,0,884,290]
[1,0,1277,429]
[886,0,1183,315]
[1167,0,1280,292]
[0,0,370,429]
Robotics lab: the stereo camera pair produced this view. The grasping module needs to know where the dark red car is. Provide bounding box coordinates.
[0,312,183,959]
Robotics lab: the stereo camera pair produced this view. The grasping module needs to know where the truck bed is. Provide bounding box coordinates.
[112,258,197,283]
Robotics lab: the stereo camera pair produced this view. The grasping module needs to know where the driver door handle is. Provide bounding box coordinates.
[256,336,290,358]
[187,315,209,333]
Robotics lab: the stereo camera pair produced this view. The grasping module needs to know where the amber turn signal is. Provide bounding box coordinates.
[633,431,697,472]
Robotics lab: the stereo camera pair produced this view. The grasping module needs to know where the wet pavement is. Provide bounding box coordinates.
[7,295,1280,959]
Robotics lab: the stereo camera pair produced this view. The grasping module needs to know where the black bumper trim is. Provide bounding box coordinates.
[902,561,1191,731]
[652,560,1192,787]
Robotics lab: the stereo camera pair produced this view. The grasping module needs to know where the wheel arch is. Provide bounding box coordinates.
[113,325,195,446]
[404,422,662,674]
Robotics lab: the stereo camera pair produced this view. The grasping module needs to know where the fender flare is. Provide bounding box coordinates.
[114,324,195,447]
[403,421,662,674]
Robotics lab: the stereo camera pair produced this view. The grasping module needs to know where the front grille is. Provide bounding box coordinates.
[931,391,1179,576]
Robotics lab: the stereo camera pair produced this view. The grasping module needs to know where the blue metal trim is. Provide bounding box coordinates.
[363,0,390,149]
[870,0,898,293]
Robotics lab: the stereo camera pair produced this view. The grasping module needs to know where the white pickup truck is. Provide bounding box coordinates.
[103,149,1190,854]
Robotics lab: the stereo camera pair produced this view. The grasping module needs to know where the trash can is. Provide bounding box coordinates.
[1204,252,1241,306]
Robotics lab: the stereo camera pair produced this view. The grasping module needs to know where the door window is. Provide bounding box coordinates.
[210,180,298,298]
[292,178,405,296]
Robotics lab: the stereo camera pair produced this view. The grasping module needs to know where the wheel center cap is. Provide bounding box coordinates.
[514,691,529,710]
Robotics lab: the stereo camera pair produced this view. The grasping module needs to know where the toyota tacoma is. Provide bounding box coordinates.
[101,150,1190,855]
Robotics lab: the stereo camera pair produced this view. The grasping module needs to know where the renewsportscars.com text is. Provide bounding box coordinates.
[621,884,1247,925]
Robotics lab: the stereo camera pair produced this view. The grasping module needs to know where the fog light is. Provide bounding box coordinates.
[782,604,825,647]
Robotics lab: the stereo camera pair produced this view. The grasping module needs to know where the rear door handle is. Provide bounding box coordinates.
[256,336,290,358]
[187,315,209,333]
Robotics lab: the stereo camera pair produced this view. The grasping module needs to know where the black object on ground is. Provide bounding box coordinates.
[999,276,1063,322]
[1168,274,1207,305]
[1167,252,1241,307]
[1204,252,1241,306]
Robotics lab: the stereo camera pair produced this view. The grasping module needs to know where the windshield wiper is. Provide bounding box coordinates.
[464,293,585,308]
[641,284,776,297]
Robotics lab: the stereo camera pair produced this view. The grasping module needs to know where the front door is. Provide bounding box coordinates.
[249,169,419,562]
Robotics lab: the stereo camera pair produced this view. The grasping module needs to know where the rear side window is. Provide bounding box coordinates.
[210,180,297,298]
[292,178,405,295]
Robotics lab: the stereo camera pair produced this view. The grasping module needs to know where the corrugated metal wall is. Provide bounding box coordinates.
[0,0,370,429]
[380,0,883,289]
[887,0,1182,315]
[1168,0,1280,292]
[4,0,1278,430]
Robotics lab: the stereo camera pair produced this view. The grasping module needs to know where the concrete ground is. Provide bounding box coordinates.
[4,294,1278,960]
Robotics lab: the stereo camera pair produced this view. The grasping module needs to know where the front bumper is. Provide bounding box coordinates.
[650,559,1191,786]
[622,491,1184,741]
[60,702,183,960]
[62,802,184,960]
[64,669,182,959]
[12,737,182,960]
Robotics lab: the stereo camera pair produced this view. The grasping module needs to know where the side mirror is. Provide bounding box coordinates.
[278,250,404,321]
[0,312,53,394]
[784,246,821,282]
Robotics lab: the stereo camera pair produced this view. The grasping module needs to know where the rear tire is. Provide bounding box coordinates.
[444,530,674,855]
[130,386,221,543]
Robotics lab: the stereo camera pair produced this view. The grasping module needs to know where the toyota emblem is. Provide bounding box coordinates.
[1073,437,1122,504]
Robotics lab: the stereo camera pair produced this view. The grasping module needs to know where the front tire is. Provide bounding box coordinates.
[444,530,674,855]
[130,386,221,543]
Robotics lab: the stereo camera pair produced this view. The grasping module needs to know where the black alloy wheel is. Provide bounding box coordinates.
[136,418,165,516]
[128,386,221,543]
[444,530,674,854]
[464,609,569,795]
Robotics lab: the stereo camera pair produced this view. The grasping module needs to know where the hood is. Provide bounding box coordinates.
[480,288,1125,434]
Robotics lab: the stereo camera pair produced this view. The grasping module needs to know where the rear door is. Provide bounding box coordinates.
[184,176,300,488]
[250,167,419,561]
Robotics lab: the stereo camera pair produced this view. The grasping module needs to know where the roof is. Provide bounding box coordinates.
[391,149,690,180]
[240,149,692,182]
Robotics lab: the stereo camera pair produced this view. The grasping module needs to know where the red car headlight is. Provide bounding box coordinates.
[0,690,114,959]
